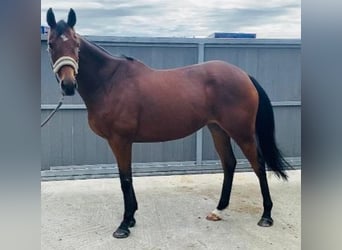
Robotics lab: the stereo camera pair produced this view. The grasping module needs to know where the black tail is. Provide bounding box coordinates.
[249,76,291,181]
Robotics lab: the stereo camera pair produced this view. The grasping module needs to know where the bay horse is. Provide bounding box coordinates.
[46,8,291,238]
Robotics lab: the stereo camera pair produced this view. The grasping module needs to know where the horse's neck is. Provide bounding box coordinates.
[76,37,122,107]
[78,37,120,78]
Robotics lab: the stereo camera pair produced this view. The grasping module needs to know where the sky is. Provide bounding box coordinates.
[41,0,301,39]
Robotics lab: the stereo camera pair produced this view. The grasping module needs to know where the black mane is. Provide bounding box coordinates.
[121,55,134,61]
[53,21,135,62]
[85,38,135,61]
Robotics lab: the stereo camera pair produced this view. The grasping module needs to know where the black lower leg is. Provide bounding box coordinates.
[257,162,274,227]
[113,174,138,238]
[217,167,235,210]
[207,124,236,211]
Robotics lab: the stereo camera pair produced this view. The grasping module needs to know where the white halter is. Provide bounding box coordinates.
[52,56,79,75]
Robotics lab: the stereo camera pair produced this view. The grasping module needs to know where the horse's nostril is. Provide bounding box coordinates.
[60,79,76,96]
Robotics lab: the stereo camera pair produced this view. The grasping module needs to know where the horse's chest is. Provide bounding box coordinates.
[88,116,108,138]
[87,111,137,139]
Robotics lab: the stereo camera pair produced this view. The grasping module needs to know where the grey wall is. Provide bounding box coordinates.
[41,36,301,171]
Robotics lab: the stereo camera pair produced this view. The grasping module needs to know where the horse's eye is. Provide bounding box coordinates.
[48,43,53,50]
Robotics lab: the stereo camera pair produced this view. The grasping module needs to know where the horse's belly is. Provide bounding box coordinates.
[134,115,207,142]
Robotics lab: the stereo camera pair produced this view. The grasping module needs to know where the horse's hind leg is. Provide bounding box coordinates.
[206,123,237,221]
[234,134,274,227]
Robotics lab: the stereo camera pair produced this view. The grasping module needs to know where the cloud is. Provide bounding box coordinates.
[41,0,301,38]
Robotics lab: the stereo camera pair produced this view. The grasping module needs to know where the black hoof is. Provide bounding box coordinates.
[113,227,130,239]
[257,217,274,227]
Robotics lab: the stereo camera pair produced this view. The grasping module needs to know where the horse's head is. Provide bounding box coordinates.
[46,8,80,96]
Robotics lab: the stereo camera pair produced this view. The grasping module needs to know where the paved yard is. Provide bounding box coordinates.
[41,170,301,250]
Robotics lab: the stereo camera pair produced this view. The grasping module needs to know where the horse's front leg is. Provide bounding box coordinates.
[108,137,137,238]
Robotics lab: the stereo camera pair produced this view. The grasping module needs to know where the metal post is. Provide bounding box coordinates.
[196,42,205,165]
[196,130,203,165]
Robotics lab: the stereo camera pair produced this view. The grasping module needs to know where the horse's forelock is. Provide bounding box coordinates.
[55,20,72,37]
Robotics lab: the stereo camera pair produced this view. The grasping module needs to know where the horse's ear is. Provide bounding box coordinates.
[67,8,76,28]
[46,8,56,28]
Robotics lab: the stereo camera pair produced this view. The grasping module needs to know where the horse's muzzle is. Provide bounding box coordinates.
[60,79,77,96]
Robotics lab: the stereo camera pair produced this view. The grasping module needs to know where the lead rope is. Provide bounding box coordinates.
[41,47,65,128]
[41,95,64,127]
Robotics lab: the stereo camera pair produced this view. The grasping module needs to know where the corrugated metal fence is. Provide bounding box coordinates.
[41,36,301,180]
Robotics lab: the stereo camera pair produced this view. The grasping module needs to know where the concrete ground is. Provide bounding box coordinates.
[41,170,301,250]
